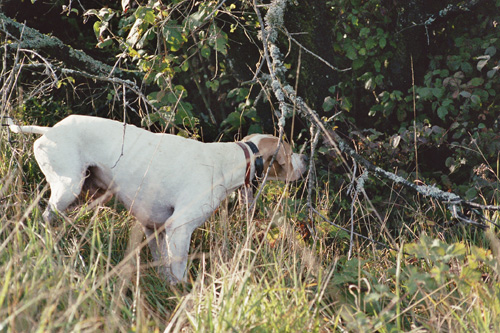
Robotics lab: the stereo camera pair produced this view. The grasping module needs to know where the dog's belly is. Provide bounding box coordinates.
[115,191,175,226]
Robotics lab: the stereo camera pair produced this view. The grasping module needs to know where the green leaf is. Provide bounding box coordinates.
[417,87,433,100]
[461,62,473,74]
[215,32,228,55]
[487,67,498,78]
[359,27,370,37]
[485,45,496,57]
[210,24,228,55]
[459,91,471,98]
[350,15,359,26]
[365,38,377,50]
[352,58,364,70]
[248,123,262,134]
[465,187,477,200]
[432,87,444,98]
[93,21,102,39]
[470,94,481,105]
[221,111,244,129]
[369,104,383,116]
[468,77,484,86]
[396,107,406,122]
[163,24,184,52]
[206,79,219,92]
[97,38,113,49]
[437,105,448,120]
[142,8,155,25]
[322,96,337,112]
[174,103,197,128]
[341,97,353,112]
[200,44,211,58]
[187,9,207,30]
[345,45,357,60]
[379,37,386,49]
[94,19,109,41]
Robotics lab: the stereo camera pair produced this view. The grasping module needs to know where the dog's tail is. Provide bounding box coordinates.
[3,117,50,135]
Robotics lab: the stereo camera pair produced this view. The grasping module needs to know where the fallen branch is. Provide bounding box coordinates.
[0,12,138,79]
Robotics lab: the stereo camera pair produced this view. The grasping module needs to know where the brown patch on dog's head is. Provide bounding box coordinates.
[242,134,307,181]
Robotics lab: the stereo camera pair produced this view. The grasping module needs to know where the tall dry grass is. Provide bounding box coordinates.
[2,126,500,332]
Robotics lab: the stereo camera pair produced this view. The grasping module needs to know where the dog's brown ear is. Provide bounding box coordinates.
[257,137,278,159]
[276,142,293,165]
[258,137,292,165]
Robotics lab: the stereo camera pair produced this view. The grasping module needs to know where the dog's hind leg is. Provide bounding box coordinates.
[42,176,85,222]
[34,138,86,222]
[144,226,169,276]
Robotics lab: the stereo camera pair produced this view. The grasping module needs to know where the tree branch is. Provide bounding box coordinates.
[0,12,138,79]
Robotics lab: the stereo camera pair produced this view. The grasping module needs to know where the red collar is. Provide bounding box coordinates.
[236,142,252,186]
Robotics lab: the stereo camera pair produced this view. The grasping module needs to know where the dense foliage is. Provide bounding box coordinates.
[3,0,500,194]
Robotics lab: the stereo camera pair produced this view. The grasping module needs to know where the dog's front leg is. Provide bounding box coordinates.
[164,224,194,283]
[144,219,197,283]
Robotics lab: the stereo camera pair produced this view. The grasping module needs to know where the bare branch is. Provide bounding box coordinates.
[0,12,138,79]
[283,28,351,73]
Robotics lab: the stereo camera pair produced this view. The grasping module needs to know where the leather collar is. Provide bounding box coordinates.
[236,141,264,187]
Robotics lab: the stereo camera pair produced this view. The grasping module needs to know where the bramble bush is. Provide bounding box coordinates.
[318,0,500,203]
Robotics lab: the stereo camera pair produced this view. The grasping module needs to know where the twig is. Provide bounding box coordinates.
[205,0,227,22]
[19,49,58,86]
[347,160,359,259]
[112,83,127,169]
[283,28,351,73]
[348,161,358,259]
[307,125,320,237]
[449,205,488,229]
[464,202,500,212]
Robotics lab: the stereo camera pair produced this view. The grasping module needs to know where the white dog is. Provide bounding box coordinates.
[6,115,307,283]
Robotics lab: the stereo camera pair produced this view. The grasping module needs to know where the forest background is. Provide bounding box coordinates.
[1,0,500,331]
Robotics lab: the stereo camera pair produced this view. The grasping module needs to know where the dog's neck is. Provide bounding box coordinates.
[236,142,263,187]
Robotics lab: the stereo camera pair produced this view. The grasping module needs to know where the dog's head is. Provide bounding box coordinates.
[242,134,308,181]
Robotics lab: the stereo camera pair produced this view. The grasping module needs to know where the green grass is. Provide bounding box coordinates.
[2,134,500,332]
